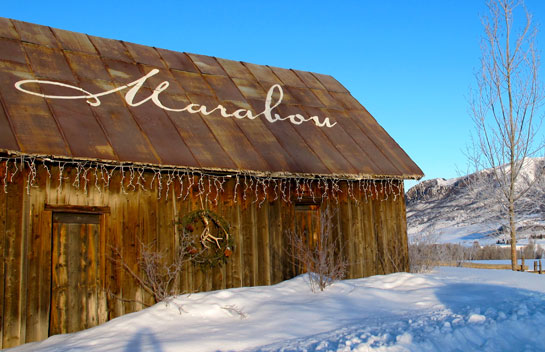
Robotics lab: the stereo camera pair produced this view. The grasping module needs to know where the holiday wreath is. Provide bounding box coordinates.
[180,209,234,268]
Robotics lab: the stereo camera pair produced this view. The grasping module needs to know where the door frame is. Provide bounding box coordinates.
[44,204,109,336]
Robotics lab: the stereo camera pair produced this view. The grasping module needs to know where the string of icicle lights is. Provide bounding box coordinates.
[0,154,404,207]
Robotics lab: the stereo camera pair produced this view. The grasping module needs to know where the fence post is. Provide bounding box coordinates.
[534,261,538,272]
[540,260,543,274]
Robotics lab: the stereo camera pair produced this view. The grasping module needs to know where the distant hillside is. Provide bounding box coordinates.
[406,158,545,246]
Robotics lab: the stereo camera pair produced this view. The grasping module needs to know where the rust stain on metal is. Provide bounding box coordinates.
[124,42,165,67]
[269,66,307,88]
[187,53,226,76]
[156,48,198,73]
[23,43,76,82]
[0,17,424,180]
[0,18,19,40]
[0,38,27,65]
[12,19,58,48]
[52,27,97,54]
[216,58,254,80]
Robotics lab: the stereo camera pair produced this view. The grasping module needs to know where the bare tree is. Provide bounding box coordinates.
[109,232,205,304]
[469,0,544,270]
[287,206,347,292]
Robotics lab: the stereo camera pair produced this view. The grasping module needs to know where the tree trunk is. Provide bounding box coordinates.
[509,201,517,270]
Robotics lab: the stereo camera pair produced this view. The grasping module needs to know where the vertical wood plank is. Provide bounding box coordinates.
[397,188,410,271]
[0,163,6,349]
[257,202,270,286]
[383,194,394,273]
[78,223,88,331]
[24,173,46,343]
[37,209,52,340]
[240,194,254,287]
[361,199,375,277]
[18,184,30,345]
[349,197,364,278]
[268,199,283,284]
[121,188,137,314]
[188,175,205,293]
[338,185,354,278]
[66,223,81,333]
[85,223,99,329]
[206,180,223,292]
[105,172,123,319]
[372,198,385,275]
[49,222,60,336]
[281,197,295,280]
[221,179,234,289]
[98,213,108,325]
[51,222,68,335]
[175,177,193,294]
[2,172,24,348]
[230,180,243,288]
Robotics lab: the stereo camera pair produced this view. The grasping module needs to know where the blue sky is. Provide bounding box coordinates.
[3,0,545,189]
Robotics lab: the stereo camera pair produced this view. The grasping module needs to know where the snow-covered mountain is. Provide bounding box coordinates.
[406,158,545,245]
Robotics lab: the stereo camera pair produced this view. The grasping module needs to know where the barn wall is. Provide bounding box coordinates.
[0,165,409,348]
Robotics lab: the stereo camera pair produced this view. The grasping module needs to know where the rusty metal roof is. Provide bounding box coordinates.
[0,18,423,180]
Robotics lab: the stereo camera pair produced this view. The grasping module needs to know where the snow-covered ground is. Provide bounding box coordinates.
[8,267,545,352]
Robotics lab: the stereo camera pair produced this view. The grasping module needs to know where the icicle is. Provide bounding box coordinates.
[234,174,240,203]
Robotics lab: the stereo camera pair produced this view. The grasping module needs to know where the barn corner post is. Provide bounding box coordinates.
[0,16,423,347]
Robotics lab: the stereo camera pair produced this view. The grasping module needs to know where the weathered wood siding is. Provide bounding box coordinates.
[0,165,409,348]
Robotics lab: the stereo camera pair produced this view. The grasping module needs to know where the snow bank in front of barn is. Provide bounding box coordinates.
[7,268,545,352]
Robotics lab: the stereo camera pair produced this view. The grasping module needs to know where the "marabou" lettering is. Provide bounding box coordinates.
[14,69,337,128]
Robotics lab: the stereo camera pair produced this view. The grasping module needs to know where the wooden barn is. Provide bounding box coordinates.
[0,18,423,348]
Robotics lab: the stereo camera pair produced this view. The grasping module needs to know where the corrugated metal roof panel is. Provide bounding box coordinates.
[203,74,246,103]
[102,58,143,86]
[89,35,133,62]
[220,100,299,172]
[171,70,214,96]
[0,101,19,151]
[23,43,76,82]
[0,60,68,155]
[13,19,58,48]
[286,86,324,108]
[52,27,97,54]
[330,109,401,176]
[79,79,159,164]
[312,73,348,93]
[269,66,306,88]
[157,49,198,73]
[245,99,330,174]
[244,62,282,85]
[302,106,379,176]
[216,58,254,80]
[124,42,164,67]
[157,93,236,170]
[0,18,423,180]
[0,37,27,65]
[231,77,267,100]
[187,53,226,76]
[64,51,112,81]
[0,18,19,40]
[293,70,325,90]
[39,82,115,159]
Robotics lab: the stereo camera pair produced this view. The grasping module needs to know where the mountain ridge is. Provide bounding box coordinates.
[406,157,545,245]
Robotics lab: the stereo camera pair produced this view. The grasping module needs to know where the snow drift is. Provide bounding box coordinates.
[7,267,545,352]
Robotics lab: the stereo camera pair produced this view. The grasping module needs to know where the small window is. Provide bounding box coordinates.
[295,201,321,249]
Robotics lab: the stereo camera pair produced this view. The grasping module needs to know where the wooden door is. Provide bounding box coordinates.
[50,212,101,335]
